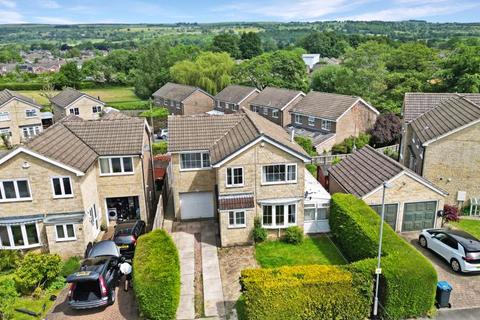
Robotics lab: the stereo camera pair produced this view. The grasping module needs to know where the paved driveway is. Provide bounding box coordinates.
[402,232,480,310]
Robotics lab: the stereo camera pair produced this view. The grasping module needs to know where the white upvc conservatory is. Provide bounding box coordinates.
[303,169,331,234]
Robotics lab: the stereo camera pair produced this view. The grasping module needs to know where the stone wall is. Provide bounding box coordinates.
[60,96,104,121]
[45,223,86,259]
[335,100,377,143]
[0,99,43,145]
[183,91,214,115]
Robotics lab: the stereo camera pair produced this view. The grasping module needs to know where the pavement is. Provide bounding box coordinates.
[430,307,480,319]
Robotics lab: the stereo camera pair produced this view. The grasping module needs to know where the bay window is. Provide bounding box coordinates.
[99,157,134,175]
[228,211,246,228]
[51,177,73,197]
[55,224,76,241]
[262,164,297,184]
[0,223,40,249]
[262,204,297,228]
[226,167,244,187]
[180,152,210,170]
[0,179,31,202]
[22,125,41,139]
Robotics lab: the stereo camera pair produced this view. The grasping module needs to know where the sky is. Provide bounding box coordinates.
[0,0,479,24]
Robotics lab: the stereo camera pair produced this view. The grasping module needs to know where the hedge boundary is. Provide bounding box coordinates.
[329,193,437,319]
[133,229,180,320]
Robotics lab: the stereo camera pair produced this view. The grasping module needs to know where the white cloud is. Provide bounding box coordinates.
[0,10,24,23]
[0,0,16,9]
[35,16,78,24]
[40,0,61,9]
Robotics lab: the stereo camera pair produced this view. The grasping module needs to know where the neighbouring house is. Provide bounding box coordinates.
[213,85,260,114]
[399,93,480,206]
[0,89,45,146]
[329,145,447,232]
[288,91,379,154]
[167,108,332,246]
[0,115,155,258]
[250,87,305,127]
[302,54,320,72]
[50,87,106,122]
[152,82,215,116]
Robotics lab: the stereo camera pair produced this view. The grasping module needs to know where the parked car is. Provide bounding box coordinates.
[157,128,168,140]
[66,241,123,309]
[112,220,146,259]
[419,229,480,273]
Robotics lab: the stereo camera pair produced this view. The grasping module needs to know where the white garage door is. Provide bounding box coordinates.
[180,192,214,220]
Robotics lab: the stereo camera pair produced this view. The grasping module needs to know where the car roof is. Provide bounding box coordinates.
[431,229,480,252]
[88,240,120,258]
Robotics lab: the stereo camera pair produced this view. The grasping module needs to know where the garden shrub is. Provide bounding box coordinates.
[14,253,62,295]
[332,133,371,154]
[240,265,371,320]
[133,229,180,320]
[283,226,304,244]
[0,250,21,272]
[329,193,437,319]
[0,276,19,320]
[60,256,81,278]
[252,218,267,243]
[153,141,168,155]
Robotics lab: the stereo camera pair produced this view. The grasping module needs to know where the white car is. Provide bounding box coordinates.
[157,128,168,140]
[419,229,480,273]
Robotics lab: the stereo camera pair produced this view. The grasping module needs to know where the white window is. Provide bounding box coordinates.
[216,100,221,108]
[294,114,302,124]
[228,210,246,228]
[180,152,210,170]
[176,102,181,109]
[262,164,297,184]
[262,204,297,228]
[308,117,315,127]
[92,106,102,113]
[99,157,134,175]
[69,107,80,115]
[0,128,11,136]
[220,102,225,109]
[164,99,169,107]
[22,125,41,139]
[170,100,175,107]
[252,106,258,112]
[0,223,40,249]
[225,103,230,110]
[321,120,332,131]
[272,109,279,118]
[51,176,73,198]
[304,203,329,221]
[263,107,268,115]
[226,167,244,187]
[55,224,76,241]
[0,112,10,121]
[232,104,239,111]
[0,179,32,202]
[25,109,37,118]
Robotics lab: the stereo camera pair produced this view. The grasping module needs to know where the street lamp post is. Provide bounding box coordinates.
[373,181,391,319]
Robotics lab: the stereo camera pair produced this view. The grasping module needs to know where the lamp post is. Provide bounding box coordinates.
[373,181,392,319]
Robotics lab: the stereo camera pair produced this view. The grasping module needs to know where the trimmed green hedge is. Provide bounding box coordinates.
[330,193,437,319]
[133,229,180,320]
[240,265,371,320]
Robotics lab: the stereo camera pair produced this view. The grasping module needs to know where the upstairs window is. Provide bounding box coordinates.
[69,107,79,115]
[226,167,244,187]
[262,164,297,184]
[180,152,210,170]
[252,106,258,113]
[272,110,279,118]
[232,104,239,111]
[294,114,302,124]
[99,157,134,175]
[25,109,37,118]
[0,179,31,202]
[321,120,332,131]
[263,107,268,115]
[51,177,73,198]
[308,117,315,127]
[92,106,102,113]
[220,102,226,109]
[0,112,9,121]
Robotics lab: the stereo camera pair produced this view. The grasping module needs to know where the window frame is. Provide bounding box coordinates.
[308,116,315,127]
[321,119,332,131]
[252,106,258,113]
[22,125,41,139]
[294,114,302,124]
[304,203,330,221]
[51,176,74,198]
[261,163,297,185]
[179,152,211,171]
[0,111,9,122]
[226,167,244,187]
[262,203,297,229]
[228,210,246,229]
[92,106,102,114]
[263,107,268,115]
[25,109,37,118]
[69,107,80,115]
[272,109,279,118]
[0,179,32,203]
[55,223,77,242]
[99,156,135,176]
[0,222,41,249]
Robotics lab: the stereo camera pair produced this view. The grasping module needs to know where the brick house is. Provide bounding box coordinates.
[399,93,480,206]
[289,91,379,154]
[152,82,214,115]
[0,114,154,258]
[249,87,305,127]
[329,145,446,232]
[213,85,260,114]
[50,88,106,122]
[0,90,45,146]
[167,108,331,246]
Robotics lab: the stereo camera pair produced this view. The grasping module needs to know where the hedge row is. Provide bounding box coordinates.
[0,81,112,91]
[330,193,437,319]
[240,265,371,320]
[133,229,180,320]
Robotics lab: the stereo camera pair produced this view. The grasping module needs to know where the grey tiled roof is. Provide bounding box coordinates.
[214,85,258,104]
[249,87,304,110]
[0,89,42,108]
[100,111,132,120]
[168,108,310,165]
[411,96,480,144]
[50,88,103,108]
[152,82,201,101]
[329,145,445,197]
[291,91,365,121]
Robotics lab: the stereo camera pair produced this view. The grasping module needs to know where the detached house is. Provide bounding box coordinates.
[167,109,331,246]
[249,87,305,127]
[0,114,154,258]
[329,146,447,232]
[50,88,105,122]
[400,93,480,206]
[0,89,45,146]
[289,91,379,154]
[213,85,260,114]
[152,82,214,115]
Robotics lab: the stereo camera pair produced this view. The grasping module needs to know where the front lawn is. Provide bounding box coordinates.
[255,236,346,268]
[450,219,480,238]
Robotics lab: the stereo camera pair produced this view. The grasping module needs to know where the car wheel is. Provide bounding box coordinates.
[419,236,428,248]
[450,259,461,273]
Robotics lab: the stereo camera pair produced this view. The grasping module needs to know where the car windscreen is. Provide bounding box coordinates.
[114,227,134,236]
[114,235,134,244]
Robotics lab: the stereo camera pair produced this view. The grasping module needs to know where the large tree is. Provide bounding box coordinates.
[239,32,262,59]
[297,31,350,58]
[439,43,480,93]
[211,33,240,59]
[369,113,402,147]
[53,62,82,89]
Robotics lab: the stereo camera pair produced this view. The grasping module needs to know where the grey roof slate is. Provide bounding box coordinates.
[214,85,258,104]
[249,87,304,110]
[152,82,201,102]
[411,96,480,144]
[0,89,42,108]
[50,88,103,108]
[290,91,366,121]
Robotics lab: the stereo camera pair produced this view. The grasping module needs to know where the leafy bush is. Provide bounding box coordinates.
[14,253,62,295]
[252,218,267,243]
[294,136,317,156]
[332,133,371,154]
[153,141,168,155]
[369,112,402,147]
[108,100,149,110]
[240,265,371,320]
[329,193,437,319]
[442,204,460,225]
[60,256,81,278]
[133,229,180,320]
[283,226,304,244]
[0,250,21,272]
[0,82,44,90]
[0,276,19,319]
[139,107,169,119]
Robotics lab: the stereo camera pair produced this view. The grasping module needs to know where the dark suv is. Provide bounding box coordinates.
[67,241,123,309]
[112,220,146,259]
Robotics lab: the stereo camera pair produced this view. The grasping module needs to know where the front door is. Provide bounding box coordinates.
[402,201,437,232]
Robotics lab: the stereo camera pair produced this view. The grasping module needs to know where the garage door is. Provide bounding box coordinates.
[370,204,398,230]
[402,201,437,231]
[180,192,214,220]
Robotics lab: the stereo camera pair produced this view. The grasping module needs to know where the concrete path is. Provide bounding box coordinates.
[201,224,226,318]
[173,231,195,320]
[427,307,480,319]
